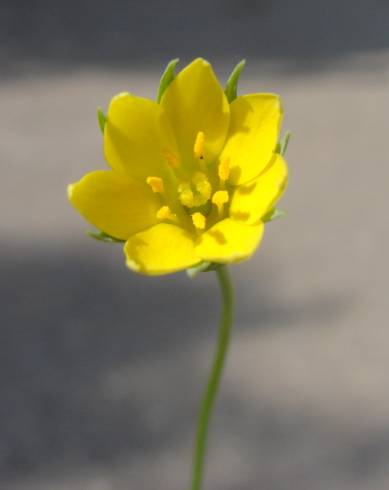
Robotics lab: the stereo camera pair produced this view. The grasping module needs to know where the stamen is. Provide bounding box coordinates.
[212,190,229,215]
[162,149,180,168]
[218,159,230,183]
[191,212,206,230]
[156,206,175,221]
[193,131,205,159]
[146,176,164,194]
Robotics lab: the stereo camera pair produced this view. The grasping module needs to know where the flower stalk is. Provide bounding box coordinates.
[190,265,234,490]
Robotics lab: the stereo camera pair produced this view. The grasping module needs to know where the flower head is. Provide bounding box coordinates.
[68,58,288,275]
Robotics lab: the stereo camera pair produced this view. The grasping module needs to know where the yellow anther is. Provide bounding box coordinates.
[191,212,206,230]
[193,131,205,159]
[146,176,164,194]
[162,149,180,168]
[156,206,175,221]
[212,190,229,214]
[218,159,230,182]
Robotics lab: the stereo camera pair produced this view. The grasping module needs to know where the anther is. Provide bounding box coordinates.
[193,131,205,160]
[191,212,206,230]
[162,149,180,168]
[146,176,164,194]
[156,206,175,221]
[212,190,229,215]
[218,159,230,183]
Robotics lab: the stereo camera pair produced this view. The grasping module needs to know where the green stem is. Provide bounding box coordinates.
[190,265,234,490]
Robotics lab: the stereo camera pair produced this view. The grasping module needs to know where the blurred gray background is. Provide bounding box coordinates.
[1,1,389,489]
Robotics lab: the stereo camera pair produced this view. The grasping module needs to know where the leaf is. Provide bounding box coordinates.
[225,59,246,103]
[157,58,179,103]
[262,208,286,223]
[86,230,125,243]
[97,107,107,133]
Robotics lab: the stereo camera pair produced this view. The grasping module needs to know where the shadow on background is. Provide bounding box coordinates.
[0,243,350,485]
[0,0,388,76]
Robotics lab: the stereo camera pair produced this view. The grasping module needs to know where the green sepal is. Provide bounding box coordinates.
[224,59,246,103]
[157,58,179,103]
[187,261,211,278]
[277,131,291,156]
[187,261,223,278]
[86,230,125,243]
[97,107,107,133]
[262,208,286,223]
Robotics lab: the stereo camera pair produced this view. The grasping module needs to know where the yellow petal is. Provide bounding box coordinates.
[160,58,230,168]
[104,92,178,181]
[68,170,159,240]
[124,224,200,275]
[195,218,264,263]
[220,94,283,185]
[230,154,288,224]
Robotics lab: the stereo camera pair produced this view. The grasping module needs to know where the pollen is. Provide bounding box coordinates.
[191,212,206,230]
[212,190,229,214]
[193,131,205,159]
[146,176,164,194]
[162,149,180,168]
[218,159,230,182]
[156,205,175,221]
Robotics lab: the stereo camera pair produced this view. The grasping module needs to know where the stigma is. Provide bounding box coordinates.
[178,172,212,208]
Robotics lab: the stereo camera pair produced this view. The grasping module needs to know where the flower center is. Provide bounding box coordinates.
[177,172,212,208]
[146,132,232,230]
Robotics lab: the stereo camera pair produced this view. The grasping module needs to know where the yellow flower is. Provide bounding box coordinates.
[68,58,288,275]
